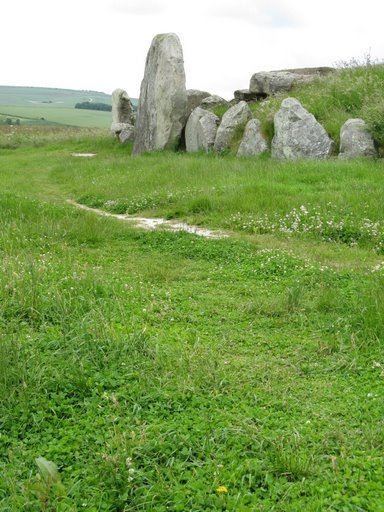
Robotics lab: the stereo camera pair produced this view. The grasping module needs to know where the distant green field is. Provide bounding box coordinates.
[0,105,112,128]
[0,85,112,108]
[0,86,138,128]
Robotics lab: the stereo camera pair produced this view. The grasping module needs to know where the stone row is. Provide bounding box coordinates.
[111,33,377,160]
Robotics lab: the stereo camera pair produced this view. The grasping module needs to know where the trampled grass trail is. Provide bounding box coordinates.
[67,199,228,239]
[1,132,384,511]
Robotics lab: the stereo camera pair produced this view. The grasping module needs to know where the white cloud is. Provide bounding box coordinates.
[110,0,166,15]
[1,0,383,99]
[206,0,299,28]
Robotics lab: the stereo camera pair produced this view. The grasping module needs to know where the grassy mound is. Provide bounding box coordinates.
[212,60,384,156]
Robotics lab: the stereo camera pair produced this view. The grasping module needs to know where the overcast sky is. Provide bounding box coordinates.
[2,0,384,99]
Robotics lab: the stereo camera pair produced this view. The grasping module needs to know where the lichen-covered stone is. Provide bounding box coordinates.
[185,107,220,152]
[237,119,268,156]
[133,33,187,155]
[213,101,252,153]
[272,98,333,160]
[118,125,135,144]
[111,89,135,126]
[338,118,377,159]
[200,95,229,109]
[186,89,211,115]
[110,89,135,142]
[234,89,260,102]
[250,67,335,96]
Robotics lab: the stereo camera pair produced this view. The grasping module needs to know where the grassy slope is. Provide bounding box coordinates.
[55,151,384,258]
[0,86,113,128]
[1,131,384,511]
[0,86,138,128]
[0,86,112,107]
[0,105,112,128]
[212,62,384,156]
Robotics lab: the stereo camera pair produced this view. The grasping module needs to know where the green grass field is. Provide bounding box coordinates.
[0,86,112,107]
[0,127,383,511]
[0,86,139,129]
[0,104,112,128]
[0,86,118,128]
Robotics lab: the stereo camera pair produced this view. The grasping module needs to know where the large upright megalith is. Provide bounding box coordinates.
[111,88,135,127]
[133,33,187,155]
[111,88,135,143]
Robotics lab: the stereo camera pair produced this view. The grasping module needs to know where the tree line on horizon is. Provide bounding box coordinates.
[74,101,112,112]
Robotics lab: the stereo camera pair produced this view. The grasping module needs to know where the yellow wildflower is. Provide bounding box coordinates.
[216,485,228,494]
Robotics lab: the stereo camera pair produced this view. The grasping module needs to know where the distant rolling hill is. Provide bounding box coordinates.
[0,86,138,128]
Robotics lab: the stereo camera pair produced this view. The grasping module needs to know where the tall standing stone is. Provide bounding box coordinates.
[272,98,333,160]
[133,33,187,155]
[111,88,135,143]
[111,88,135,126]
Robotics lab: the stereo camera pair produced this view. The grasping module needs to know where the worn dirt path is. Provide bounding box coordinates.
[67,200,228,239]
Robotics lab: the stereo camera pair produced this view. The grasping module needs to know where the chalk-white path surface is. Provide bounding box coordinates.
[67,200,227,239]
